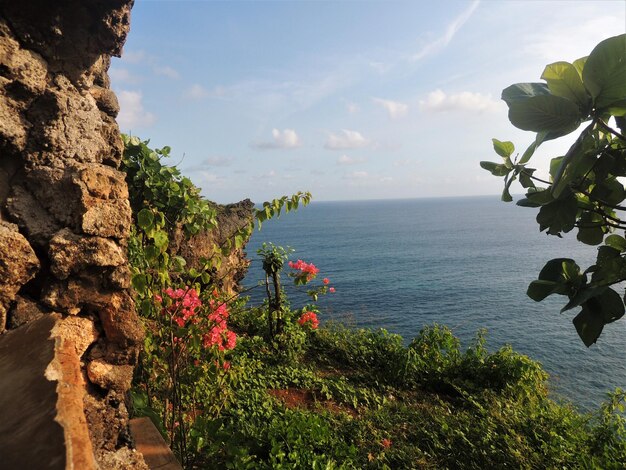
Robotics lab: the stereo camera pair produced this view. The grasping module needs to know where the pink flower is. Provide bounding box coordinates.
[222,361,231,371]
[323,278,330,285]
[298,311,319,329]
[381,438,392,449]
[289,259,320,282]
[329,287,336,293]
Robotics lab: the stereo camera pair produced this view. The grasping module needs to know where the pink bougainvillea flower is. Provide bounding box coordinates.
[298,311,319,329]
[329,287,336,293]
[289,259,320,283]
[323,278,330,285]
[222,361,231,371]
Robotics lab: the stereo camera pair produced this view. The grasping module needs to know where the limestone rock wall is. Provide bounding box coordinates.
[0,1,146,468]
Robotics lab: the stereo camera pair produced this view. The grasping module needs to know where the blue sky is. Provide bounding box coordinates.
[111,0,626,204]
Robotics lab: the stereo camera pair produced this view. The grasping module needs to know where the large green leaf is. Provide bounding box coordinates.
[576,211,605,246]
[572,56,588,79]
[480,161,510,177]
[573,288,625,346]
[573,306,604,347]
[583,34,626,109]
[536,196,578,235]
[517,189,553,208]
[137,208,155,230]
[551,123,595,198]
[541,61,590,110]
[605,234,626,252]
[501,82,550,104]
[507,94,582,133]
[527,258,580,301]
[492,138,515,160]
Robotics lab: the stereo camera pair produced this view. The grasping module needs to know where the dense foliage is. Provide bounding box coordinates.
[123,136,626,468]
[481,34,626,346]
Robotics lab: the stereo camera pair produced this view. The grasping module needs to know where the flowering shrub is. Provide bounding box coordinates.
[138,286,237,467]
[259,244,335,342]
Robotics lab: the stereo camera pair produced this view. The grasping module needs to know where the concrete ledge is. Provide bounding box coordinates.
[129,417,182,470]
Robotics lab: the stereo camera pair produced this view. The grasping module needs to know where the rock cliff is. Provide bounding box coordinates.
[0,1,146,468]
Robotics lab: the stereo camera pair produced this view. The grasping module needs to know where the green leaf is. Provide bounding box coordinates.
[480,161,510,177]
[536,196,578,235]
[562,286,606,312]
[582,34,626,109]
[551,124,595,198]
[528,280,563,302]
[573,306,604,347]
[131,273,148,295]
[518,169,536,189]
[507,94,582,134]
[152,230,169,251]
[527,258,579,301]
[549,156,563,181]
[541,61,590,110]
[144,245,160,262]
[572,56,588,79]
[501,83,550,103]
[605,234,626,252]
[576,212,605,246]
[501,174,516,202]
[492,138,515,159]
[137,209,154,230]
[518,141,537,165]
[573,288,625,346]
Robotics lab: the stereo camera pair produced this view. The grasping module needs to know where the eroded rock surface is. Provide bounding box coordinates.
[0,0,147,468]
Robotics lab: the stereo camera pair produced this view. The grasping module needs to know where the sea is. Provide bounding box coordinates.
[242,196,626,412]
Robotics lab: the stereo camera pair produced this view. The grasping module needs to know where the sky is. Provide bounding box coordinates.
[111,0,626,204]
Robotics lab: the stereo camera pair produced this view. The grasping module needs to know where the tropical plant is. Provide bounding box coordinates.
[481,34,626,346]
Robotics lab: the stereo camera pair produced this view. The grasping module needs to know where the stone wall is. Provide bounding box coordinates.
[0,0,146,468]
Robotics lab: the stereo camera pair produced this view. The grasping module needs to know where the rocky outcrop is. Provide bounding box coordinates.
[171,199,255,295]
[0,1,147,468]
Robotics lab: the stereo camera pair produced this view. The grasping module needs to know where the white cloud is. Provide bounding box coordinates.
[412,0,480,61]
[185,84,209,99]
[253,129,301,150]
[325,129,370,150]
[373,98,409,119]
[117,90,156,130]
[153,65,180,79]
[523,15,624,63]
[394,159,412,167]
[337,154,366,165]
[419,89,502,113]
[380,176,394,182]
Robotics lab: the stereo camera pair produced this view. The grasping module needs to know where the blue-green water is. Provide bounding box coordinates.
[243,196,626,411]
